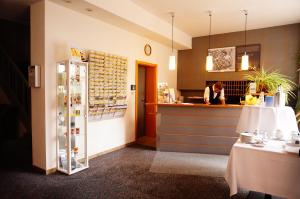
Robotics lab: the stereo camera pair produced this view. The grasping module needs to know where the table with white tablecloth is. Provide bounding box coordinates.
[236,105,298,140]
[225,140,300,199]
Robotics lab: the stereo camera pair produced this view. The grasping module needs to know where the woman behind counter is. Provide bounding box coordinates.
[204,81,225,105]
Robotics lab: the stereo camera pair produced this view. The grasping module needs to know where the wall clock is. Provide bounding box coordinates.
[144,44,152,56]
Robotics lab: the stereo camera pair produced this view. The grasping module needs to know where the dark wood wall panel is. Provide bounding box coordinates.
[177,23,300,90]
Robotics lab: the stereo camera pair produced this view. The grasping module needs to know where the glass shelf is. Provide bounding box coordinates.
[56,60,88,175]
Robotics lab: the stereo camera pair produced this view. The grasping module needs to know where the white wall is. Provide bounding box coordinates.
[31,0,177,170]
[31,1,47,169]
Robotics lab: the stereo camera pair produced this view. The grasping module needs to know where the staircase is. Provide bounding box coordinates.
[0,45,32,168]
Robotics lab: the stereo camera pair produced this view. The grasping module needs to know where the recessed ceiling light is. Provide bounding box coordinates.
[86,8,93,12]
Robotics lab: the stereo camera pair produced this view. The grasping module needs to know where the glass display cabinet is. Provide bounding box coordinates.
[56,60,88,175]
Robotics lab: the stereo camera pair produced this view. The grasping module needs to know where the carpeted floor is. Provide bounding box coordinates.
[150,152,228,177]
[0,144,252,199]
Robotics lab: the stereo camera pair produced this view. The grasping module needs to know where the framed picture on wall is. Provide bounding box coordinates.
[208,46,236,72]
[236,44,261,71]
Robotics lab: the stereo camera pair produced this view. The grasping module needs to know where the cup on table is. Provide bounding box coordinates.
[291,131,300,144]
[256,131,268,143]
[265,96,274,107]
[275,129,284,140]
[240,132,254,143]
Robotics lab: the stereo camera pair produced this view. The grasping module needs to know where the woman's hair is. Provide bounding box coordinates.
[214,81,223,90]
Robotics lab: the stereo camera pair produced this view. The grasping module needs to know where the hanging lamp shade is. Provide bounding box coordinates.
[169,55,176,70]
[241,53,249,70]
[206,54,213,71]
[206,11,213,71]
[241,10,249,70]
[169,13,176,71]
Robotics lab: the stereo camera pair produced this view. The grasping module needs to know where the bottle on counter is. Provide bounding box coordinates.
[274,84,285,107]
[259,92,265,106]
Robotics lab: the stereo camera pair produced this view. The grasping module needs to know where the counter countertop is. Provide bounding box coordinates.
[157,103,243,108]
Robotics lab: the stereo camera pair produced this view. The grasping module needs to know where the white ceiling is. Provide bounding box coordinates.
[51,0,192,49]
[5,0,298,49]
[131,0,300,37]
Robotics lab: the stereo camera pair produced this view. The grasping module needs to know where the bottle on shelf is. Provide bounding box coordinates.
[70,116,75,128]
[71,150,76,170]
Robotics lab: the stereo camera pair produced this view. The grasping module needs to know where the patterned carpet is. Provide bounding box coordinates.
[0,144,252,199]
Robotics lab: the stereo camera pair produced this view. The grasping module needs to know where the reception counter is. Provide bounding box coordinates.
[156,103,243,155]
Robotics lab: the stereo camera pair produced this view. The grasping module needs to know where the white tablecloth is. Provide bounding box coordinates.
[225,140,300,199]
[236,106,298,140]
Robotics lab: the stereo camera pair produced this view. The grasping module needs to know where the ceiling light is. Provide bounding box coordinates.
[241,10,249,71]
[206,11,213,71]
[169,12,176,71]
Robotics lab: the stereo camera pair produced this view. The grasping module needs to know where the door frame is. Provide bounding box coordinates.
[135,60,157,140]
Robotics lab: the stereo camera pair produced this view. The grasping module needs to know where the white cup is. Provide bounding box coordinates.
[275,129,283,140]
[240,133,254,143]
[291,131,300,144]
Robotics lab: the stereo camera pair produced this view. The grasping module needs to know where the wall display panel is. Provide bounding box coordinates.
[207,47,236,72]
[236,44,261,71]
[88,50,128,120]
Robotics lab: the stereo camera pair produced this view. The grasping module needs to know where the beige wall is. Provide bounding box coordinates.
[178,23,300,90]
[30,1,46,169]
[31,0,177,170]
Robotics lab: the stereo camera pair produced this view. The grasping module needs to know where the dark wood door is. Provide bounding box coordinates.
[137,67,146,138]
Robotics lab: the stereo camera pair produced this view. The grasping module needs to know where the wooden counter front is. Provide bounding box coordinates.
[156,103,243,155]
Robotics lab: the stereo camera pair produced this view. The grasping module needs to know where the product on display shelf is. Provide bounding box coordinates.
[158,82,176,103]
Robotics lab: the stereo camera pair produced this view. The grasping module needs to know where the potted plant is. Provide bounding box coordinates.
[244,68,297,100]
[294,51,300,124]
[297,51,300,69]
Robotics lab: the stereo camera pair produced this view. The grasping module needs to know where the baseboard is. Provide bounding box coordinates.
[33,142,135,175]
[46,167,57,175]
[32,165,57,175]
[89,141,135,160]
[32,165,46,174]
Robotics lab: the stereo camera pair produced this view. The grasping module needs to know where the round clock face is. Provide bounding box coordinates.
[144,44,152,56]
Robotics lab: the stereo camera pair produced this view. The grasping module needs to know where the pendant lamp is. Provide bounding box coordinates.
[241,10,249,70]
[206,11,213,71]
[169,12,176,71]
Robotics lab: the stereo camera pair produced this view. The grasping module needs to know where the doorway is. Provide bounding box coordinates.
[135,61,157,148]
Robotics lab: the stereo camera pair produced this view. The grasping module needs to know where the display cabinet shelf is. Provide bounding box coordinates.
[56,60,88,175]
